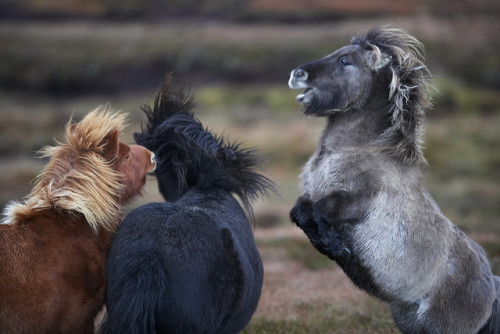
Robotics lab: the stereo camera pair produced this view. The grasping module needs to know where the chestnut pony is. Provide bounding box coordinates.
[0,107,156,334]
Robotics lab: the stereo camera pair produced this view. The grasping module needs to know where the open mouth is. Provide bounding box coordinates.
[295,87,313,104]
[288,70,313,105]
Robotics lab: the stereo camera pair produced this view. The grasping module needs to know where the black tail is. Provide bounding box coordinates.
[134,75,275,215]
[101,250,167,334]
[479,276,500,334]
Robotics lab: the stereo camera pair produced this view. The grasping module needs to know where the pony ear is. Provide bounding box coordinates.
[117,142,130,160]
[101,130,120,161]
[367,49,391,71]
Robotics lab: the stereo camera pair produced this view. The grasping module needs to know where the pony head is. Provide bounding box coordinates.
[2,107,156,233]
[289,25,432,165]
[135,75,275,217]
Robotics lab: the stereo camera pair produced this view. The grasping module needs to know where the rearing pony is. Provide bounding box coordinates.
[288,26,500,333]
[0,108,156,334]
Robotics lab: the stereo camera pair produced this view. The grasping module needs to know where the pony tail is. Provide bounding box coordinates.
[101,247,167,334]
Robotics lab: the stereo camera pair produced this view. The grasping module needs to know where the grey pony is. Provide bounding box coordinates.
[288,25,500,334]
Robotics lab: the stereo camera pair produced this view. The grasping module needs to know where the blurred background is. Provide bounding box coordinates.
[0,0,499,332]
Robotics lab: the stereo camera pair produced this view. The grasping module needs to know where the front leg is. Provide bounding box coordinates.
[312,189,358,224]
[290,194,346,259]
[311,192,354,260]
[290,194,320,244]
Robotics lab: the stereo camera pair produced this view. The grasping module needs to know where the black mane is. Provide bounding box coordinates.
[134,75,274,216]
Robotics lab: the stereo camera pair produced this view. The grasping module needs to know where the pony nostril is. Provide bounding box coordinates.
[295,69,308,80]
[289,68,310,90]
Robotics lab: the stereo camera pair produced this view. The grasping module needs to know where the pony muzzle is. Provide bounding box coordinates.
[148,153,157,175]
[289,69,313,105]
[288,69,309,89]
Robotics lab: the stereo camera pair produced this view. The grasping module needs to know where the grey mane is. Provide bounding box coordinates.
[352,26,432,166]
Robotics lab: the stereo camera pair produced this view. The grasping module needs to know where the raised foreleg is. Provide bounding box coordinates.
[290,193,348,259]
[304,190,388,297]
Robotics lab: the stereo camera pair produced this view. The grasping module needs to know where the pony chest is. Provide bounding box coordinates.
[300,151,349,200]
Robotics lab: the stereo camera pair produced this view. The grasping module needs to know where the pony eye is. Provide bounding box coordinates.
[341,58,350,66]
[125,155,129,160]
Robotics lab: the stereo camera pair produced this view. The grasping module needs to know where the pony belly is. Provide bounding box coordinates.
[350,196,443,302]
[351,238,437,302]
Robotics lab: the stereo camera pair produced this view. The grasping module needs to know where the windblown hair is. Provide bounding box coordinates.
[352,26,432,165]
[2,107,127,233]
[135,75,274,218]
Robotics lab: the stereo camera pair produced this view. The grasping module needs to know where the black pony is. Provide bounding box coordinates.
[102,77,274,334]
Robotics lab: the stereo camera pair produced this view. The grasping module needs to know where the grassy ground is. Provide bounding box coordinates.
[2,82,498,333]
[0,18,498,332]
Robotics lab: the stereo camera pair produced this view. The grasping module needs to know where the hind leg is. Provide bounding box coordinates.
[389,301,434,334]
[418,240,496,333]
[478,276,500,334]
[478,298,500,334]
[391,288,494,334]
[390,299,470,334]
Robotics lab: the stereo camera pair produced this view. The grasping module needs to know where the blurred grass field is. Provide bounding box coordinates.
[0,12,499,333]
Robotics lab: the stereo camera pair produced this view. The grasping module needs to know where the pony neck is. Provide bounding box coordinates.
[323,99,390,150]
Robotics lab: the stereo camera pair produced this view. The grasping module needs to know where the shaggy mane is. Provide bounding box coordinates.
[352,25,432,165]
[1,107,128,233]
[135,75,274,219]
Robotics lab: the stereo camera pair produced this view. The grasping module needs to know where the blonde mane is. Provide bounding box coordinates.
[2,106,128,233]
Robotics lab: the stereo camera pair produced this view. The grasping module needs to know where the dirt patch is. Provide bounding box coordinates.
[253,226,375,320]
